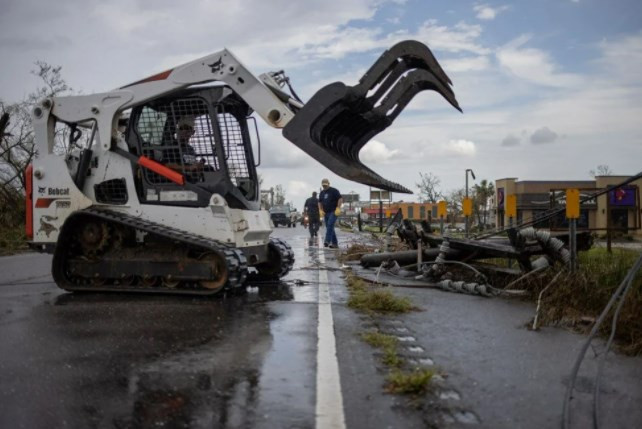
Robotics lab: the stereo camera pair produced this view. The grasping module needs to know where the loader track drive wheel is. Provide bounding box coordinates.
[249,238,294,281]
[27,39,459,296]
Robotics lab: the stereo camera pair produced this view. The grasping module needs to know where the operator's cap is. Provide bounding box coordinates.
[321,178,330,185]
[177,115,196,129]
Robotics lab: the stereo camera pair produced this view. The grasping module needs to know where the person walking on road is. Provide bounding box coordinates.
[304,191,320,238]
[318,178,343,248]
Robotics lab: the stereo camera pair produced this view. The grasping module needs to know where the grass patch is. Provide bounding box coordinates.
[354,278,434,394]
[349,289,414,314]
[522,247,642,355]
[386,369,435,394]
[362,331,398,348]
[0,225,29,256]
[361,331,403,368]
[381,347,404,368]
[361,329,435,393]
[347,276,414,314]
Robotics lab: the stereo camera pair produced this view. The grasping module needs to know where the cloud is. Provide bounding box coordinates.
[442,55,490,72]
[93,4,170,35]
[595,31,642,84]
[256,126,314,169]
[0,35,72,51]
[295,17,490,61]
[360,140,400,163]
[530,127,558,144]
[501,135,521,147]
[416,20,490,55]
[442,139,476,156]
[2,0,640,209]
[496,35,583,87]
[473,4,509,21]
[295,27,386,60]
[287,180,313,199]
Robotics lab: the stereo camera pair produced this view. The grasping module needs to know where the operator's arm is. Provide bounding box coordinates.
[165,162,203,172]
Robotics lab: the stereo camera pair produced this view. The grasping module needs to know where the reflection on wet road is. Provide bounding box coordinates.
[0,228,329,428]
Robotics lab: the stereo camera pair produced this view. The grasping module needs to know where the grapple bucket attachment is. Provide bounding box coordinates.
[282,40,461,194]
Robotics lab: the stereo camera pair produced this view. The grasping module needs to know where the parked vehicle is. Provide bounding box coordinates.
[270,205,293,227]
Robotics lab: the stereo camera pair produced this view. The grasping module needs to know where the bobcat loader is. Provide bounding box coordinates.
[25,40,461,295]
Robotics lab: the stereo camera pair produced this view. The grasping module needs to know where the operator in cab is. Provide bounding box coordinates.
[163,115,204,182]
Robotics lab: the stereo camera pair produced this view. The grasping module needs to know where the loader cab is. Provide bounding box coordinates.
[126,86,260,210]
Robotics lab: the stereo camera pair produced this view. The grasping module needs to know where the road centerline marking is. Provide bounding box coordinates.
[315,246,346,429]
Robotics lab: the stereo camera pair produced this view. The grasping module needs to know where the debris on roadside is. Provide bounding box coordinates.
[342,216,642,354]
[340,243,378,262]
[350,218,594,296]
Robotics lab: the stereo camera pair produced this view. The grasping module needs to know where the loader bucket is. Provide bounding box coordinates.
[282,40,461,194]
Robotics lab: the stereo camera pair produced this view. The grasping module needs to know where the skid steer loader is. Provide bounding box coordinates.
[25,40,461,295]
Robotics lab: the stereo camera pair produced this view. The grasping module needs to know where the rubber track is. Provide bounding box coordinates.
[270,237,295,278]
[52,207,247,295]
[248,237,295,281]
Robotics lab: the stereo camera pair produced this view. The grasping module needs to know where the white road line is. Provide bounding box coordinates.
[316,246,346,429]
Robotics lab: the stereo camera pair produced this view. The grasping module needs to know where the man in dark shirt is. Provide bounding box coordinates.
[318,178,343,248]
[303,191,320,238]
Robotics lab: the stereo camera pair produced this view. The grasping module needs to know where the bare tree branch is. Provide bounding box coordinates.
[416,172,442,203]
[589,164,613,178]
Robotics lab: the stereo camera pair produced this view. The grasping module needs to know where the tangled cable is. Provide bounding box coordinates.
[562,253,642,429]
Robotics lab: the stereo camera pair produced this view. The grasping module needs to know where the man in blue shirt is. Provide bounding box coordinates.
[318,178,343,248]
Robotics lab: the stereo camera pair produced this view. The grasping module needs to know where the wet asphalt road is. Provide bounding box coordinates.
[0,227,423,429]
[1,226,641,428]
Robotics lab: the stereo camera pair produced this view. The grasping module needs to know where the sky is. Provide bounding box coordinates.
[1,0,641,211]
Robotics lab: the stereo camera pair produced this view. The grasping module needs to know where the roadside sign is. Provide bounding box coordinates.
[506,194,517,218]
[437,201,447,219]
[566,188,580,219]
[463,197,473,217]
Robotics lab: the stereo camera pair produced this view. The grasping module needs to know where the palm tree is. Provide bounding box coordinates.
[473,180,494,231]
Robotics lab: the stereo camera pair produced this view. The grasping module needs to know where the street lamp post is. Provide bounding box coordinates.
[465,169,476,237]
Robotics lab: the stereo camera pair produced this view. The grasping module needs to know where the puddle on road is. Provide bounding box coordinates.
[250,303,316,427]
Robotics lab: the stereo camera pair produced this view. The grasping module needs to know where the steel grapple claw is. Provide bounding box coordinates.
[283,40,461,193]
